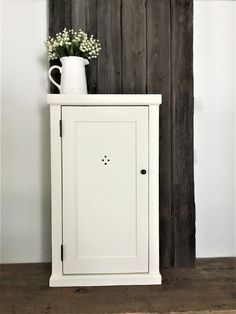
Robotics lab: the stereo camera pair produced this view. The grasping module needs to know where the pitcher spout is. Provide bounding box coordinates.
[84,58,89,66]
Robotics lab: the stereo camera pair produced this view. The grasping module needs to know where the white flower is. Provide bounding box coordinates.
[45,28,101,60]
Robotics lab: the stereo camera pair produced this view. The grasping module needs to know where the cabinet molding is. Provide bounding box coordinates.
[47,94,162,106]
[49,94,162,287]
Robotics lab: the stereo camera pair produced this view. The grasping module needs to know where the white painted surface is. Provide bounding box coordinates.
[62,106,148,274]
[50,273,162,287]
[0,0,2,263]
[148,105,160,274]
[1,0,235,264]
[1,0,50,263]
[47,94,162,105]
[49,106,62,275]
[194,0,236,257]
[49,57,89,93]
[49,97,161,286]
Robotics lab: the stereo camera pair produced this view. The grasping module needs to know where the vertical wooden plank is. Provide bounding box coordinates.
[122,0,146,93]
[97,0,122,93]
[147,0,172,268]
[49,0,196,267]
[49,0,72,36]
[71,0,87,30]
[171,0,195,267]
[71,0,97,93]
[49,0,72,93]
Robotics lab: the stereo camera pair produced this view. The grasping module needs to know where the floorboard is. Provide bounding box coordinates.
[0,258,235,314]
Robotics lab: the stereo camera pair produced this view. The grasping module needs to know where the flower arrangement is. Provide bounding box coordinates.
[45,28,101,61]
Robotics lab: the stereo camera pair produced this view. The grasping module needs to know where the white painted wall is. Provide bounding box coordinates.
[0,0,235,263]
[1,0,50,263]
[0,0,2,263]
[194,0,236,257]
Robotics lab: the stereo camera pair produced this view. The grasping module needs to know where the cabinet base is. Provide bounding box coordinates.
[50,273,162,287]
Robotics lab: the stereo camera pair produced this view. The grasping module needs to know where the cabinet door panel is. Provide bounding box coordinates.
[62,106,148,274]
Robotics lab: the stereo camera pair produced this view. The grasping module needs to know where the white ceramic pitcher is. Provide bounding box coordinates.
[48,56,89,94]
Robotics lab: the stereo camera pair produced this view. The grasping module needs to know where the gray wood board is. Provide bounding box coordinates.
[48,0,195,268]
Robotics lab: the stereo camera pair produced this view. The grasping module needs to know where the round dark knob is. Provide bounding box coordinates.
[141,169,147,175]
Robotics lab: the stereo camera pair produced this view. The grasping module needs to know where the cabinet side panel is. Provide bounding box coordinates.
[149,105,160,275]
[50,105,62,278]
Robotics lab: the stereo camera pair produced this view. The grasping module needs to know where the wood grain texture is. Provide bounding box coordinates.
[97,0,122,93]
[49,0,72,93]
[48,0,195,268]
[171,0,195,267]
[71,0,97,93]
[1,259,236,313]
[49,0,72,37]
[122,0,146,93]
[147,0,172,268]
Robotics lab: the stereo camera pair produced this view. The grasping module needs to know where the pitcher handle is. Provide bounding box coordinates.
[48,65,61,91]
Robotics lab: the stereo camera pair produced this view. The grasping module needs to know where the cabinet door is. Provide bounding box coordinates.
[62,106,148,274]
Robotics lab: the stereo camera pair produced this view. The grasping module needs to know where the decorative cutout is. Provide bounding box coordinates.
[101,155,110,165]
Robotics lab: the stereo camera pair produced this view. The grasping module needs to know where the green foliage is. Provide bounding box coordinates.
[45,28,101,61]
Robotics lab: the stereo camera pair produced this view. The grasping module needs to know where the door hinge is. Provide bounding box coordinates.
[61,244,63,261]
[59,120,62,137]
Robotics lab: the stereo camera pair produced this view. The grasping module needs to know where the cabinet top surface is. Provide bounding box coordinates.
[47,94,162,106]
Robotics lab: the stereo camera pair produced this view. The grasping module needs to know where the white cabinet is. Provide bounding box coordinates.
[48,94,162,287]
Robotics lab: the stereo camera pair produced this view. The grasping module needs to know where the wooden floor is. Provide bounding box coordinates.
[0,258,235,314]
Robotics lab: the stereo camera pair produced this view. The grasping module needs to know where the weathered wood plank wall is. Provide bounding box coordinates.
[49,0,72,94]
[97,0,121,93]
[171,0,195,267]
[71,0,97,93]
[49,0,195,268]
[147,0,172,268]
